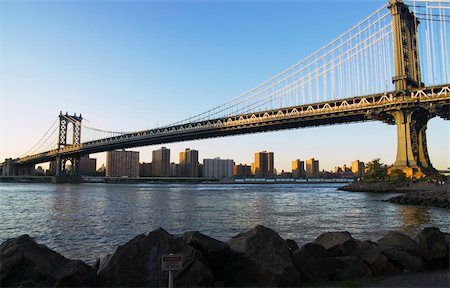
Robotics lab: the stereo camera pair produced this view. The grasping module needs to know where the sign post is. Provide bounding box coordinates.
[162,254,183,288]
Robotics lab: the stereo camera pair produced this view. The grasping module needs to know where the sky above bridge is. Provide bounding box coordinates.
[0,0,448,171]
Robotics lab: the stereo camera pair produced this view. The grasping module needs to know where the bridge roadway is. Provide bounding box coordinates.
[17,84,450,165]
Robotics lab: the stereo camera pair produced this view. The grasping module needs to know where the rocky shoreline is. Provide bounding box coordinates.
[383,190,449,209]
[1,226,449,287]
[339,182,449,209]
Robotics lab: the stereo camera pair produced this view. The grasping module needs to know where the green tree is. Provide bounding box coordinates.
[363,158,388,182]
[388,169,407,182]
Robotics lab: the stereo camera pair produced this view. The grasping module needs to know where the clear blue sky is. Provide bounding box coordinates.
[0,0,448,172]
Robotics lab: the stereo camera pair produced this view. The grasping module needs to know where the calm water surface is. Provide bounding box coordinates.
[0,182,448,264]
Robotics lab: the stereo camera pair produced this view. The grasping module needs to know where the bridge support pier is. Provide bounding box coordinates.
[389,108,437,178]
[55,156,81,177]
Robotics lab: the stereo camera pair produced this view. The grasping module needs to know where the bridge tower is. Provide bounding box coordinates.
[388,0,437,177]
[55,112,82,177]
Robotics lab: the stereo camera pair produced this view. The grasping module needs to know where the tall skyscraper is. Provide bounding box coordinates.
[352,160,365,178]
[152,147,170,176]
[203,158,234,179]
[106,150,139,177]
[253,151,274,178]
[292,159,305,178]
[179,148,199,177]
[306,158,319,178]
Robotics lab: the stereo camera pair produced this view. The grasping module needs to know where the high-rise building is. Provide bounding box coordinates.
[203,158,234,179]
[233,164,252,177]
[253,151,274,178]
[106,150,139,177]
[152,147,170,176]
[179,148,199,177]
[139,162,152,177]
[292,159,305,178]
[306,158,319,178]
[79,155,97,176]
[352,160,365,178]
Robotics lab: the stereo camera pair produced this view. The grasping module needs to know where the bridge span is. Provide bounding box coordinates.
[3,0,450,179]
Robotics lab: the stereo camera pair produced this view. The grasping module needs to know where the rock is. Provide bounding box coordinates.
[416,227,448,261]
[94,258,100,271]
[97,228,214,287]
[331,256,372,281]
[314,231,357,257]
[0,234,96,287]
[351,240,400,276]
[381,248,423,272]
[292,243,333,282]
[181,231,231,272]
[217,225,301,286]
[378,231,420,254]
[285,239,299,253]
[377,231,423,272]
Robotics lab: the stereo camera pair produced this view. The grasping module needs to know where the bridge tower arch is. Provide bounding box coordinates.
[388,0,437,177]
[55,112,82,177]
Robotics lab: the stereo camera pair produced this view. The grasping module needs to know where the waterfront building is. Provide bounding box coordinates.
[152,147,170,176]
[292,159,305,178]
[79,155,97,176]
[352,160,365,178]
[252,151,274,178]
[203,158,234,179]
[169,162,178,177]
[306,158,319,178]
[233,164,252,177]
[139,162,152,177]
[179,148,199,177]
[106,150,139,177]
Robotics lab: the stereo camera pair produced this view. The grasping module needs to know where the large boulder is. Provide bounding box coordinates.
[331,256,372,281]
[217,225,301,286]
[314,231,357,257]
[97,228,214,287]
[0,234,96,287]
[285,239,299,254]
[416,227,448,261]
[378,231,421,254]
[377,231,423,272]
[351,240,400,276]
[292,243,333,282]
[181,231,231,272]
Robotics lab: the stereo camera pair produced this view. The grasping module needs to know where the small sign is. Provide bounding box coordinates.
[162,254,183,271]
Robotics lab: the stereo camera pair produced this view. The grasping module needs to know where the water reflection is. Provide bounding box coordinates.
[0,182,448,265]
[398,205,432,235]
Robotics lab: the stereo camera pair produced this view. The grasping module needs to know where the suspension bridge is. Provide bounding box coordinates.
[2,0,450,179]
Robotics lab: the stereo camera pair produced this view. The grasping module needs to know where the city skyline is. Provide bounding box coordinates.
[0,1,448,172]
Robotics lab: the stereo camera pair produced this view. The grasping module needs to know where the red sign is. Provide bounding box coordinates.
[161,254,183,271]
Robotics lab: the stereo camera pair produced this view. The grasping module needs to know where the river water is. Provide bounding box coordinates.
[0,182,448,264]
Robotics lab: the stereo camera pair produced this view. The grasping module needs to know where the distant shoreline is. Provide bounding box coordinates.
[0,175,352,185]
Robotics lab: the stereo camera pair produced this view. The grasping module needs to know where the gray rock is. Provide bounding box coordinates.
[97,228,214,287]
[285,239,299,253]
[351,240,400,276]
[293,243,333,282]
[217,225,301,286]
[331,256,372,281]
[181,231,231,272]
[314,231,357,257]
[378,231,421,255]
[416,227,448,261]
[382,248,423,272]
[0,234,96,287]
